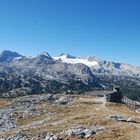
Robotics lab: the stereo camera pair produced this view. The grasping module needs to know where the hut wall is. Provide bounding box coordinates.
[106,91,123,103]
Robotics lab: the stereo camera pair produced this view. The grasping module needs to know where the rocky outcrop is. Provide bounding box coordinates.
[45,133,63,140]
[0,108,17,132]
[109,115,136,123]
[5,130,29,140]
[65,126,106,138]
[0,94,77,133]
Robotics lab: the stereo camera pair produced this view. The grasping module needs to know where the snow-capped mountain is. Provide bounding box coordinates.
[38,52,53,59]
[0,50,140,100]
[53,53,140,78]
[53,54,98,67]
[0,50,104,98]
[0,50,140,78]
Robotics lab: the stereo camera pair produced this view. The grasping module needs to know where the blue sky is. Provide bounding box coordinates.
[0,0,140,65]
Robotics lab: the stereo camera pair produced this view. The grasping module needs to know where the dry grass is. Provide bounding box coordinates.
[0,98,12,108]
[1,96,140,140]
[26,97,140,139]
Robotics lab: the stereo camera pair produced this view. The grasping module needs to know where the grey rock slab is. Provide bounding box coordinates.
[45,133,63,140]
[65,126,105,138]
[109,115,136,123]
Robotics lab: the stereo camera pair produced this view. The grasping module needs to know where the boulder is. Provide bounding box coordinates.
[55,97,68,105]
[45,133,63,140]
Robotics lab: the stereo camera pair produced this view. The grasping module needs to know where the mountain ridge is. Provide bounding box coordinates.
[1,50,140,79]
[0,50,139,68]
[0,50,140,101]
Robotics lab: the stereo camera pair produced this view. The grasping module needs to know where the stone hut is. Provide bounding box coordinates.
[105,87,123,103]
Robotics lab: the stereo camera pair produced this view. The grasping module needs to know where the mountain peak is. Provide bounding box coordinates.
[0,50,19,55]
[60,53,76,59]
[42,52,52,58]
[36,52,54,63]
[37,52,52,58]
[0,50,23,62]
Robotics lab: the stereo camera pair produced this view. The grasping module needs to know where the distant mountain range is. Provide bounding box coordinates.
[0,50,140,101]
[54,53,140,77]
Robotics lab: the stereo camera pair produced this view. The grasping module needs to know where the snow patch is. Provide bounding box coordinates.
[53,55,98,67]
[42,52,51,57]
[13,57,23,60]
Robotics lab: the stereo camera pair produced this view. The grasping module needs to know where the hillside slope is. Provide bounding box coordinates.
[0,95,140,139]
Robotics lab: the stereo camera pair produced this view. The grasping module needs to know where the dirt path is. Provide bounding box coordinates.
[79,96,140,129]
